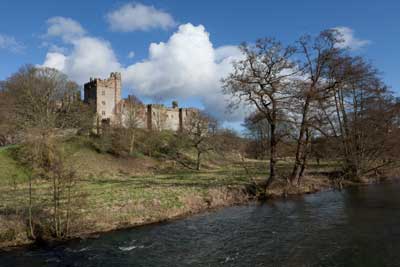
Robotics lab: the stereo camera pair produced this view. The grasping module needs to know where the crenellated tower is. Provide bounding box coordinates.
[84,72,122,123]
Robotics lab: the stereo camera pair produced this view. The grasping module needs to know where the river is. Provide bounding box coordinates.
[1,182,400,266]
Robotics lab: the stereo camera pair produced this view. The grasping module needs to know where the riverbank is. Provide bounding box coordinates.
[0,141,395,250]
[0,175,393,250]
[0,172,367,250]
[4,182,400,266]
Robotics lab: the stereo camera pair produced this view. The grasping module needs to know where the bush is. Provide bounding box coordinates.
[0,228,16,242]
[139,130,176,158]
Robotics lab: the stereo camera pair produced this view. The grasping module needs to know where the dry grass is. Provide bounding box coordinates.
[0,141,342,249]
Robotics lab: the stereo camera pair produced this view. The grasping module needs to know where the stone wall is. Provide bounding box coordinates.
[84,72,198,131]
[147,104,180,131]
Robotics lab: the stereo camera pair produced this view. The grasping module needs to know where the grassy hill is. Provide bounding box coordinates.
[0,136,336,248]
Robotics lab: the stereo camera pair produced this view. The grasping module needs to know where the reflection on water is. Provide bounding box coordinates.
[1,183,400,266]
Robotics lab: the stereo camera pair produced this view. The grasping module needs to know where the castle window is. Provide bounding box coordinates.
[102,91,105,96]
[102,111,106,116]
[102,101,106,105]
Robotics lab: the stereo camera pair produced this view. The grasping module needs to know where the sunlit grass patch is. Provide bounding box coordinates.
[0,146,29,186]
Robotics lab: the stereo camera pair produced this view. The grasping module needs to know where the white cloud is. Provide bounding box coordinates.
[43,37,121,84]
[124,24,216,98]
[106,3,176,32]
[42,52,66,70]
[214,45,241,63]
[123,23,247,121]
[64,37,121,84]
[333,27,370,50]
[0,34,24,53]
[45,17,86,41]
[40,41,68,54]
[41,17,121,84]
[41,18,246,122]
[127,51,135,59]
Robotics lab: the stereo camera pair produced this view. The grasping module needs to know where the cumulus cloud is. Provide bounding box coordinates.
[42,52,66,70]
[41,17,121,84]
[43,37,121,84]
[106,3,176,32]
[41,18,246,122]
[123,23,247,121]
[333,27,370,50]
[65,37,121,83]
[124,24,216,98]
[45,17,86,41]
[0,34,24,53]
[42,42,67,54]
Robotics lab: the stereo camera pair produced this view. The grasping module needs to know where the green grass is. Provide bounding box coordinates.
[0,138,340,247]
[0,141,337,213]
[0,146,29,186]
[0,141,258,236]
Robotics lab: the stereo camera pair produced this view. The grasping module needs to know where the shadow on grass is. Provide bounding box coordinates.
[81,160,339,191]
[82,170,253,190]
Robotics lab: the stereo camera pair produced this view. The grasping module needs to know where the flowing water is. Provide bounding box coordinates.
[1,182,400,266]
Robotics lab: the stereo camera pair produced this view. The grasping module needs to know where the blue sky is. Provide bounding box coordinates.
[0,0,399,129]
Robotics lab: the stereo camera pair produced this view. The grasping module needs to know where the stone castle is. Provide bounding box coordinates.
[83,72,197,131]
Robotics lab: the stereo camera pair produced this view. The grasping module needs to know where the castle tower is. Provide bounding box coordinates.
[84,72,122,122]
[110,72,121,112]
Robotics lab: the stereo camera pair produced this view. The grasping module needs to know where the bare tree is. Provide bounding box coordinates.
[289,30,345,185]
[184,112,217,171]
[3,65,90,239]
[0,83,17,146]
[320,55,399,180]
[243,112,270,159]
[222,38,298,189]
[116,95,145,154]
[223,31,399,187]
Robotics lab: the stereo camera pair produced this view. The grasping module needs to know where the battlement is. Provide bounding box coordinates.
[87,72,121,85]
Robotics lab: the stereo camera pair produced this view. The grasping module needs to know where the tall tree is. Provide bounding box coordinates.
[223,38,298,189]
[184,112,217,171]
[116,94,145,154]
[320,56,398,180]
[289,30,345,185]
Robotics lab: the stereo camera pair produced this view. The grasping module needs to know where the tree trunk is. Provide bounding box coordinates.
[28,174,35,240]
[265,122,277,189]
[129,131,135,154]
[53,174,59,238]
[196,151,201,171]
[290,97,310,184]
[65,174,72,237]
[297,128,310,186]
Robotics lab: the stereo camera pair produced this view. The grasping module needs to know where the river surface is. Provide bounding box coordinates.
[1,182,400,267]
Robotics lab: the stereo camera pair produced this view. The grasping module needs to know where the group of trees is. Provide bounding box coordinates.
[0,65,94,239]
[223,29,400,189]
[96,108,221,171]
